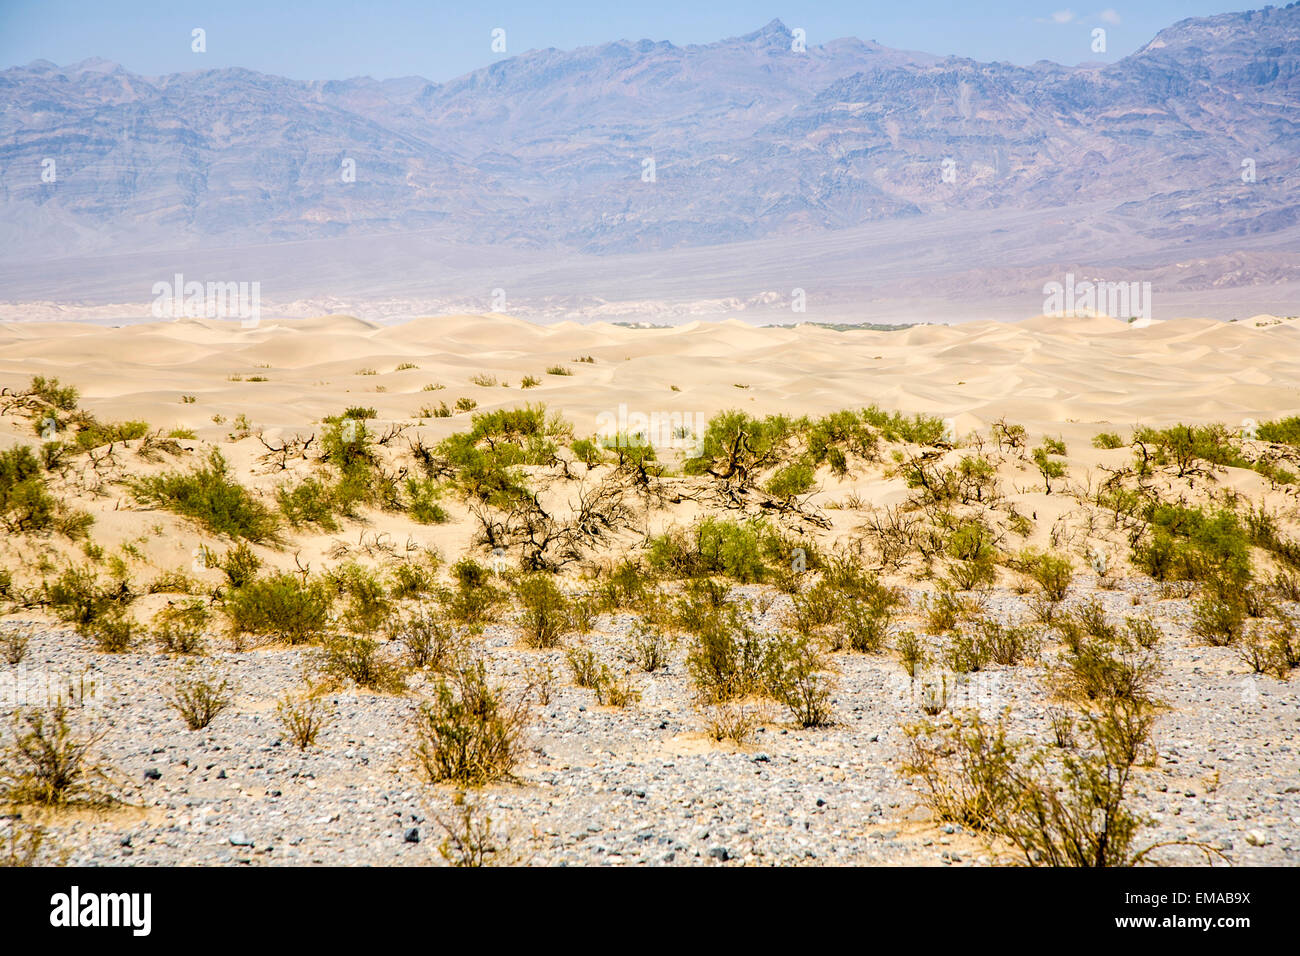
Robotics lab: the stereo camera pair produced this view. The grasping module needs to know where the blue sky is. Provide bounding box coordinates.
[0,1,1239,80]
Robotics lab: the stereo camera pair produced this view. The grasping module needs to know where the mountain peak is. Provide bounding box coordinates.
[740,18,794,45]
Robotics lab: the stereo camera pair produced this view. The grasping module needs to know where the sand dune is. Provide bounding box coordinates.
[1,314,1298,453]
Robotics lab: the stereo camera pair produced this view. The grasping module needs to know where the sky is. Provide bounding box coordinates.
[0,0,1241,81]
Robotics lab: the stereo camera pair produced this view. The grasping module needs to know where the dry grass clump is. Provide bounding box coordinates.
[168,663,235,730]
[903,696,1196,866]
[276,682,334,749]
[0,704,121,808]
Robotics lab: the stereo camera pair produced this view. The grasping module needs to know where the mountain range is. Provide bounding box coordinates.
[0,7,1297,321]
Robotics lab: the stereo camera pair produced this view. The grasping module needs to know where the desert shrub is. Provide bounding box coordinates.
[622,619,673,672]
[943,521,999,590]
[217,541,261,589]
[413,662,528,786]
[1132,423,1244,476]
[902,712,1018,828]
[43,565,132,627]
[1031,442,1068,493]
[2,626,32,666]
[69,418,150,452]
[1238,616,1298,678]
[80,604,139,653]
[405,477,449,524]
[806,409,878,472]
[132,448,278,542]
[223,572,332,645]
[545,366,572,376]
[594,666,640,707]
[565,646,602,688]
[152,599,210,654]
[436,795,519,866]
[277,477,342,531]
[1055,625,1160,705]
[1124,616,1162,649]
[1132,503,1252,589]
[595,561,650,613]
[325,562,393,633]
[0,704,118,807]
[765,460,815,499]
[514,574,571,648]
[686,606,767,703]
[683,410,804,487]
[1257,416,1300,446]
[1021,549,1073,602]
[861,405,946,445]
[446,558,506,625]
[1,821,63,866]
[388,608,465,671]
[904,700,1165,866]
[924,587,977,634]
[168,663,234,730]
[764,634,835,727]
[388,557,439,599]
[27,375,80,411]
[647,517,781,583]
[895,630,928,676]
[1092,431,1124,450]
[570,438,604,467]
[787,578,839,636]
[318,634,406,693]
[277,685,333,749]
[1190,592,1246,646]
[0,446,56,533]
[520,375,541,389]
[702,702,762,746]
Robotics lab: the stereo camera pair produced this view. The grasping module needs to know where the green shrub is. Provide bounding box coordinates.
[223,572,332,645]
[217,542,261,589]
[0,446,56,533]
[765,460,815,499]
[43,565,131,627]
[1258,416,1300,447]
[1092,431,1124,450]
[763,634,835,727]
[318,634,406,693]
[1190,593,1246,647]
[685,606,766,703]
[132,449,278,541]
[446,558,506,625]
[277,477,342,531]
[152,599,210,654]
[861,405,947,445]
[648,517,782,583]
[1132,503,1252,589]
[80,603,139,652]
[514,574,571,648]
[413,662,527,786]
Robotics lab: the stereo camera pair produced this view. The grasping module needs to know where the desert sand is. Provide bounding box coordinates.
[1,312,1298,867]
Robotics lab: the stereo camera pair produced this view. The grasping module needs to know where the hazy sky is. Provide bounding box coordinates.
[0,1,1238,80]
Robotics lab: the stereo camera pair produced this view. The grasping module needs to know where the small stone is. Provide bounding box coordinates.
[1245,829,1271,846]
[404,827,420,844]
[119,835,132,847]
[708,846,730,861]
[217,769,227,779]
[229,832,254,847]
[143,768,161,781]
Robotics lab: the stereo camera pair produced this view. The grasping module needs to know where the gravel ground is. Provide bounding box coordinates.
[2,576,1298,867]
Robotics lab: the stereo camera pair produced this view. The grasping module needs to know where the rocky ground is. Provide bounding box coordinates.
[3,574,1297,868]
